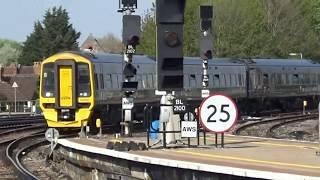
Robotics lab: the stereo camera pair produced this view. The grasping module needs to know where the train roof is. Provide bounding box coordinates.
[83,52,156,64]
[74,51,320,67]
[249,58,320,66]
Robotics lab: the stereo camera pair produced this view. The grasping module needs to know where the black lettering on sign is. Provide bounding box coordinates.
[183,127,197,132]
[207,104,230,123]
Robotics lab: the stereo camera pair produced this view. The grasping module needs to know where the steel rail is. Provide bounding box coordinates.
[234,113,317,135]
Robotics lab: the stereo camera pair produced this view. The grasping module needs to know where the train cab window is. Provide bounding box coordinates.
[78,63,91,97]
[189,74,196,88]
[42,63,55,97]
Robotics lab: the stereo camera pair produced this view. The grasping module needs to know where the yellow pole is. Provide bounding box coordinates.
[96,118,102,137]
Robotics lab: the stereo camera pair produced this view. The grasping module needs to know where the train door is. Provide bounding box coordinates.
[55,61,76,109]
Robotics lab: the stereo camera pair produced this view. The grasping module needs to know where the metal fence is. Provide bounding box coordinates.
[0,100,40,114]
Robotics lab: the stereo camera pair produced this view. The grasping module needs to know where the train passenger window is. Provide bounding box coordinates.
[238,74,242,87]
[263,74,269,85]
[105,74,112,89]
[99,74,104,89]
[147,74,153,88]
[142,75,148,88]
[304,74,310,84]
[189,74,196,88]
[231,74,236,87]
[42,63,55,97]
[299,74,304,84]
[137,75,142,89]
[220,74,226,87]
[312,74,317,84]
[281,74,286,84]
[225,74,231,87]
[94,73,99,89]
[112,74,119,89]
[213,74,220,87]
[78,63,91,97]
[276,74,281,85]
[293,74,299,84]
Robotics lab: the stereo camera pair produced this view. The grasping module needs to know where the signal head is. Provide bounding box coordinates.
[165,31,180,47]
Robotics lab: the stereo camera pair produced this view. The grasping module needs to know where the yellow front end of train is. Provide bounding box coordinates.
[39,52,95,128]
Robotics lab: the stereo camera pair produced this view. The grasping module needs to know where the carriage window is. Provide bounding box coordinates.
[146,74,153,88]
[304,74,310,84]
[105,74,112,88]
[137,75,143,89]
[142,75,148,88]
[312,74,317,84]
[292,74,299,84]
[189,74,196,88]
[263,74,269,85]
[213,74,220,87]
[99,73,104,89]
[231,74,236,87]
[78,63,91,97]
[220,74,226,87]
[42,63,55,97]
[238,74,242,87]
[94,73,99,89]
[112,74,119,89]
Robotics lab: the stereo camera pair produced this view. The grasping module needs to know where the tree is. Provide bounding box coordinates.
[139,0,320,59]
[18,6,80,65]
[0,39,22,65]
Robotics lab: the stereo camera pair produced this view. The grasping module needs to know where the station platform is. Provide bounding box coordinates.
[57,134,320,180]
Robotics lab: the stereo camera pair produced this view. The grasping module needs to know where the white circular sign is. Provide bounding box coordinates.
[199,94,238,133]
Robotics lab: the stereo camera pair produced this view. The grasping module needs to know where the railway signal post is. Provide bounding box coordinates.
[199,5,213,98]
[156,0,186,146]
[118,0,140,136]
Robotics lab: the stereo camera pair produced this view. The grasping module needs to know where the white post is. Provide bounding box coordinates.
[14,87,16,113]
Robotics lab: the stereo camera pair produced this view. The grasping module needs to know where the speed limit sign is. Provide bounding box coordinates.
[199,94,238,133]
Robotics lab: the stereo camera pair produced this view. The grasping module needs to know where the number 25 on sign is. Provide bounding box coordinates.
[199,94,238,133]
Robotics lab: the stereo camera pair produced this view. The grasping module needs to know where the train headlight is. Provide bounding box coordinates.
[45,92,53,97]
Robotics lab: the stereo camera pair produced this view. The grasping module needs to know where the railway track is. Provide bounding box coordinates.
[6,133,47,180]
[234,113,317,138]
[0,115,46,179]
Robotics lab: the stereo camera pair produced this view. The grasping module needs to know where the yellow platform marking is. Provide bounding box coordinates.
[175,150,320,169]
[204,137,319,150]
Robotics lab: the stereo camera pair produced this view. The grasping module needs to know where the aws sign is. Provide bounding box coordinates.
[181,121,197,138]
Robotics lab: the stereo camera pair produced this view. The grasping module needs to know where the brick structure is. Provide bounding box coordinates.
[0,63,40,102]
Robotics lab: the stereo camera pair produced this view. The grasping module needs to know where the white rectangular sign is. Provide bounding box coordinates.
[122,97,134,110]
[181,121,197,138]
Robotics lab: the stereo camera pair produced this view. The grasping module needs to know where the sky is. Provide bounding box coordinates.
[0,0,154,44]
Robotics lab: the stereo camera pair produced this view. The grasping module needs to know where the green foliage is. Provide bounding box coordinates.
[0,39,22,65]
[18,6,80,65]
[139,0,320,59]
